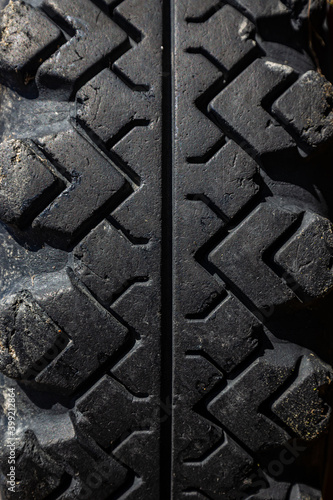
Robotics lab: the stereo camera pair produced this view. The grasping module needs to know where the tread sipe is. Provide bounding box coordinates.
[0,0,333,499]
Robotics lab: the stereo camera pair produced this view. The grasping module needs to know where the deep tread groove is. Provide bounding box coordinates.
[160,0,173,497]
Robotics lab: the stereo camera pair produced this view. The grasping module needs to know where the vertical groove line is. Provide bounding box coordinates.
[160,0,174,498]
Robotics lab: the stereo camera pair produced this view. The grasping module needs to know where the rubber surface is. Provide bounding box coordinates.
[0,0,333,499]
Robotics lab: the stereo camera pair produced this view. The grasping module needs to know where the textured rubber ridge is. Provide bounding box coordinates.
[0,0,332,499]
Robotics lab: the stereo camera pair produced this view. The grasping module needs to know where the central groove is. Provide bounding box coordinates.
[160,0,174,498]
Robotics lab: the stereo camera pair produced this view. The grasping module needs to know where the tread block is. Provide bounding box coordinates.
[43,424,128,499]
[272,355,332,440]
[230,0,293,42]
[209,202,298,309]
[37,0,128,97]
[76,68,149,143]
[208,347,297,452]
[183,140,259,219]
[111,281,160,395]
[0,139,63,228]
[187,5,257,76]
[272,71,333,153]
[175,52,223,160]
[74,220,150,304]
[0,1,62,87]
[175,355,224,462]
[181,436,255,498]
[0,291,65,380]
[183,0,222,21]
[4,269,129,394]
[76,375,151,449]
[274,212,333,301]
[176,200,225,316]
[113,0,161,89]
[34,270,128,393]
[244,482,290,499]
[289,483,322,500]
[0,429,64,499]
[209,59,297,159]
[112,431,159,500]
[111,126,161,241]
[0,387,129,499]
[189,295,260,373]
[174,359,257,498]
[32,128,127,246]
[231,0,289,21]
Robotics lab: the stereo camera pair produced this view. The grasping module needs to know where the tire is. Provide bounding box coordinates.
[0,0,332,499]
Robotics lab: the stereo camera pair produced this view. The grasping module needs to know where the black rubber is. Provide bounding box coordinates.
[0,0,333,499]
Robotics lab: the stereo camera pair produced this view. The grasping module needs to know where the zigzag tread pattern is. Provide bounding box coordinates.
[0,0,161,499]
[0,0,333,499]
[173,1,333,498]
